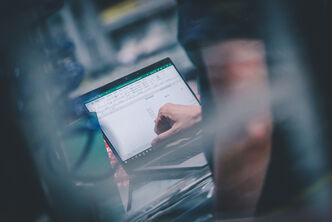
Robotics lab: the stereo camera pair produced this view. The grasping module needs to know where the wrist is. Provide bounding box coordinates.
[192,106,202,124]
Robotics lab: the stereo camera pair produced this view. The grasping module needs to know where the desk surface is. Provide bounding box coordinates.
[60,116,214,221]
[125,165,214,221]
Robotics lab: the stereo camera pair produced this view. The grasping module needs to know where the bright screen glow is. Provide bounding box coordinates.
[85,63,199,161]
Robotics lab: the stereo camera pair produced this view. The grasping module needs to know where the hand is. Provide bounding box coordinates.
[151,103,202,146]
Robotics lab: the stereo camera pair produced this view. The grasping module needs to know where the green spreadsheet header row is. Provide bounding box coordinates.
[85,63,172,103]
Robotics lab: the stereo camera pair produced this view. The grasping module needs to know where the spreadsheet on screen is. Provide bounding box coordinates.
[85,63,199,161]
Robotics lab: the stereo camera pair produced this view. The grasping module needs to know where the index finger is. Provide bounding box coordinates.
[154,104,172,134]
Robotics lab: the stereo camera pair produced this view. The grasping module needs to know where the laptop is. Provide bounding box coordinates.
[78,58,207,174]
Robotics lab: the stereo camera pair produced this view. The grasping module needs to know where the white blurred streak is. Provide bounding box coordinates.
[193,0,329,211]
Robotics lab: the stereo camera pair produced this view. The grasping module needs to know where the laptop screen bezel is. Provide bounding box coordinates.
[76,57,200,170]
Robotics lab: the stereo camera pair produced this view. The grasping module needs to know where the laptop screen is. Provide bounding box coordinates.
[84,61,199,161]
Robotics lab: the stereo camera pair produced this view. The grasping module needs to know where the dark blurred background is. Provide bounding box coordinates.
[0,0,331,221]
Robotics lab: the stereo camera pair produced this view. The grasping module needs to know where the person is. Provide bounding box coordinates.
[152,0,272,218]
[152,0,332,219]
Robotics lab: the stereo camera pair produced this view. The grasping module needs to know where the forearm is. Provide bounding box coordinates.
[214,120,271,217]
[202,39,272,217]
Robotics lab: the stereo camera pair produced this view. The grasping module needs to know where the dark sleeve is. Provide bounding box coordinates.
[177,0,263,54]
